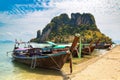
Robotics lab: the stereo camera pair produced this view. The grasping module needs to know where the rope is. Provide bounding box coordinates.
[31,55,37,69]
[49,55,61,70]
[42,51,67,70]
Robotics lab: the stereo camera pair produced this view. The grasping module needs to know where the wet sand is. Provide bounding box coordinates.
[70,45,120,80]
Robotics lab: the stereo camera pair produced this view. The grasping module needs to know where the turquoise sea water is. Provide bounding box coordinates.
[0,43,64,80]
[0,43,17,80]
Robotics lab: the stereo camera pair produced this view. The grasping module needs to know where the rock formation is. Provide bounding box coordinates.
[30,13,112,43]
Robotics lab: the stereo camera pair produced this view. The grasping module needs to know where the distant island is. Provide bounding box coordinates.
[30,13,112,43]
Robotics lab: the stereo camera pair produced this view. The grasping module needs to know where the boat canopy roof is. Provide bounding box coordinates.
[53,45,66,49]
[15,48,30,51]
[46,41,57,46]
[46,41,69,49]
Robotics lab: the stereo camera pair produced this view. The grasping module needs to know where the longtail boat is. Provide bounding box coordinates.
[72,39,100,57]
[11,34,80,73]
[82,39,100,55]
[95,43,112,49]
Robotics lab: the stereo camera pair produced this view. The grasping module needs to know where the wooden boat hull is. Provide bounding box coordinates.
[72,46,95,57]
[82,46,95,55]
[72,39,100,57]
[10,34,80,73]
[95,44,111,49]
[12,51,70,70]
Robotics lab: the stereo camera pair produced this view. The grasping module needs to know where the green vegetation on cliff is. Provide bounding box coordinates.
[30,13,112,43]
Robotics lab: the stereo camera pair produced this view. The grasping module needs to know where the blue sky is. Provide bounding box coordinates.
[0,0,120,42]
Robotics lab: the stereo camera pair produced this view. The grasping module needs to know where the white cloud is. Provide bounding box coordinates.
[52,0,120,41]
[0,9,60,41]
[0,0,120,42]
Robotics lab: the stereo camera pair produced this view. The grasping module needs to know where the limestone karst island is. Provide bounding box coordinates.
[30,13,112,44]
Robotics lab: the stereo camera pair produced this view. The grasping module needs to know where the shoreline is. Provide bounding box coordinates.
[67,45,120,80]
[61,45,117,80]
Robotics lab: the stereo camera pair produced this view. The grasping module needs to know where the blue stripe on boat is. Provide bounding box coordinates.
[13,51,67,59]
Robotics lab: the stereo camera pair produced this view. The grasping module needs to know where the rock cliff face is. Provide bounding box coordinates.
[70,13,95,26]
[30,13,112,43]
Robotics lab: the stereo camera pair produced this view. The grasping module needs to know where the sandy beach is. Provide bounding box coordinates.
[70,45,120,80]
